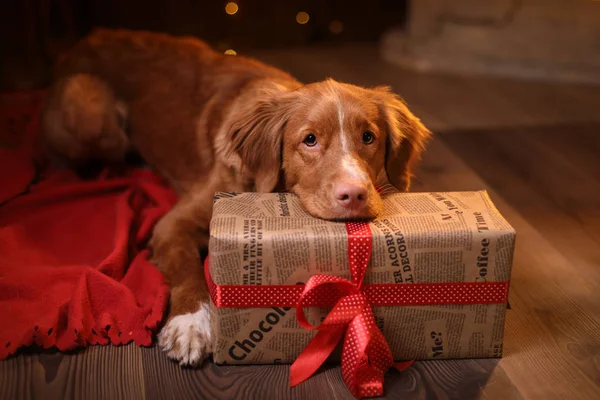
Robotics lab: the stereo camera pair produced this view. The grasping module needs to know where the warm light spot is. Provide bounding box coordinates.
[225,2,238,15]
[224,49,237,56]
[296,11,310,25]
[329,20,343,35]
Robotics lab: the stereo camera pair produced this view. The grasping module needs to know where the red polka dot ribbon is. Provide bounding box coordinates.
[289,222,408,398]
[204,222,510,399]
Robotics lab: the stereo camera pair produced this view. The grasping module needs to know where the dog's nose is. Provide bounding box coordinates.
[335,183,368,209]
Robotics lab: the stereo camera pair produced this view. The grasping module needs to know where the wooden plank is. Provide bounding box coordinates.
[527,124,600,186]
[0,351,32,400]
[0,345,145,400]
[440,127,600,282]
[384,359,524,400]
[140,345,351,400]
[414,138,600,399]
[139,344,523,400]
[517,128,600,243]
[483,79,600,127]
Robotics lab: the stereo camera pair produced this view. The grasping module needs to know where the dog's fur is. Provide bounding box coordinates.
[41,29,431,366]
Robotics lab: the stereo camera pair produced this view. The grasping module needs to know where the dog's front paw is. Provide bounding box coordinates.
[158,303,213,366]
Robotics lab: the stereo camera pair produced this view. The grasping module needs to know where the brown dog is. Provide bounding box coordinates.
[41,29,431,366]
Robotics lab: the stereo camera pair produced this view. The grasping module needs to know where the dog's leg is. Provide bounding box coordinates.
[150,177,222,366]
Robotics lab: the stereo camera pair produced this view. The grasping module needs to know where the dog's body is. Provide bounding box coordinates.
[42,29,430,366]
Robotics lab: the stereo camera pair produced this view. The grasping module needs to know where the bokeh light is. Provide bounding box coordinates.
[224,49,237,56]
[296,12,310,25]
[225,2,238,15]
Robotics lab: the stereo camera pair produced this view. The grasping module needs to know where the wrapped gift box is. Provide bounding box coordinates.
[206,189,515,365]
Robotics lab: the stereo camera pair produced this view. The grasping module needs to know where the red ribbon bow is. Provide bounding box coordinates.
[290,222,413,398]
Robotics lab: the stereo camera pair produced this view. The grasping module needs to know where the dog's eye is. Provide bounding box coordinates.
[303,134,317,147]
[362,131,375,144]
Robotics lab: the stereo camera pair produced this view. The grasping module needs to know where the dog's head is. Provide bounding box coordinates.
[223,79,431,220]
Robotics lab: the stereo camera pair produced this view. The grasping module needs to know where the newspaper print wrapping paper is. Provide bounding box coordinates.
[207,189,515,364]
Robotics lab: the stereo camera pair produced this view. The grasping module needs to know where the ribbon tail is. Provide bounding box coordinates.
[290,328,344,388]
[354,365,385,399]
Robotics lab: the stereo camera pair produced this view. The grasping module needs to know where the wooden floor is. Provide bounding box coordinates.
[1,44,600,400]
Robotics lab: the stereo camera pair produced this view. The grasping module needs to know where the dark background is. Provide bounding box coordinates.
[0,0,408,91]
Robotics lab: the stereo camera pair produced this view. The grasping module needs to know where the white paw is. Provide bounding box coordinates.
[158,303,213,366]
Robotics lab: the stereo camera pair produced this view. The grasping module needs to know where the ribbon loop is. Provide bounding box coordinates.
[295,274,359,331]
[291,274,366,387]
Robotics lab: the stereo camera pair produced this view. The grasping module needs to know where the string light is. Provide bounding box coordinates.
[296,11,310,25]
[329,20,343,35]
[224,49,237,56]
[225,2,238,15]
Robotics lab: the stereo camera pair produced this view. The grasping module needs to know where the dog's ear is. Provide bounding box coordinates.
[224,83,297,192]
[373,86,431,191]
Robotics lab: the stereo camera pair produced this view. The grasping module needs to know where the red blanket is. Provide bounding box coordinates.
[0,93,174,359]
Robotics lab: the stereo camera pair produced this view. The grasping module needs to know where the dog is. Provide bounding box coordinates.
[41,28,431,366]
